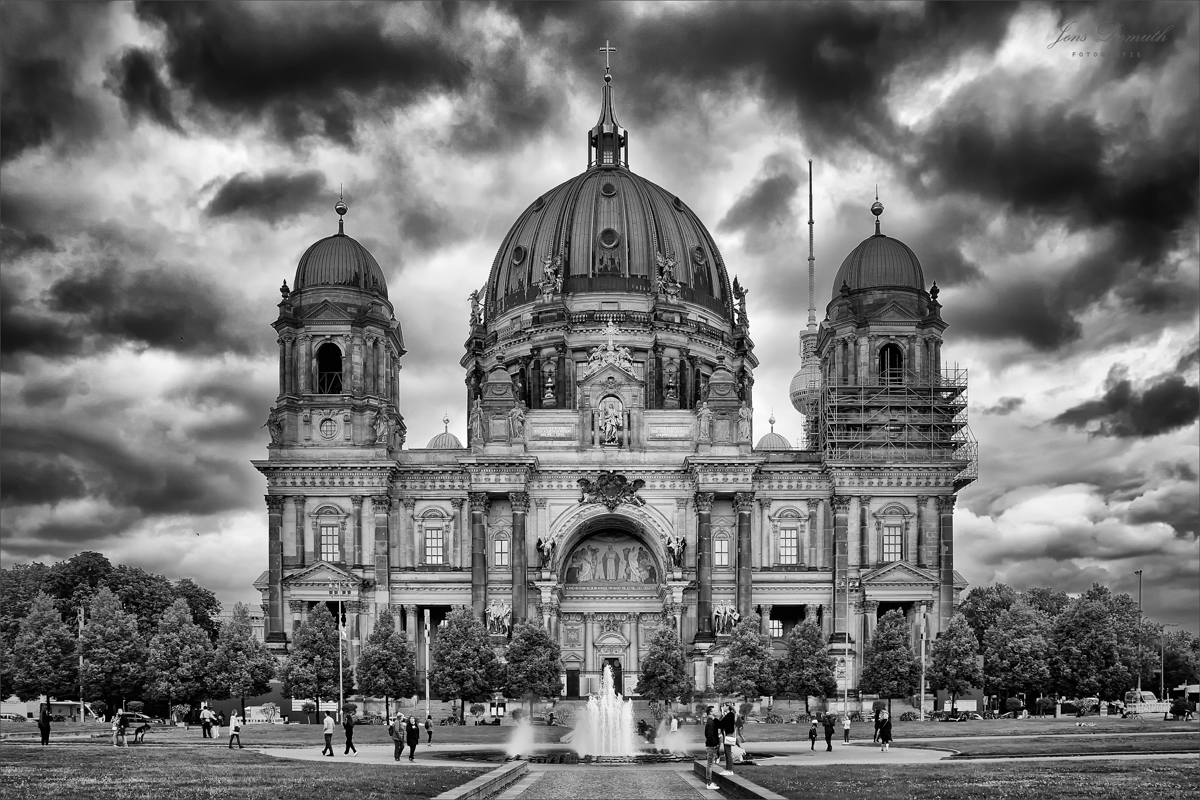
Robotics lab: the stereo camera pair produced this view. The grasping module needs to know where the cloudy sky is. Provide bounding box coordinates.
[2,1,1197,631]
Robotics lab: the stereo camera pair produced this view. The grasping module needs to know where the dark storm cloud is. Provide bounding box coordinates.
[718,155,800,242]
[0,455,88,508]
[949,279,1083,351]
[982,397,1025,416]
[169,373,275,444]
[205,170,329,224]
[447,44,563,153]
[0,227,57,261]
[0,422,256,517]
[1052,364,1200,438]
[105,47,182,131]
[401,207,459,252]
[134,2,469,147]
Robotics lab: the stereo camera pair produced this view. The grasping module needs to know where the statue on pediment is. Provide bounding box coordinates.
[508,400,527,441]
[469,398,484,444]
[666,535,686,570]
[696,402,713,442]
[262,406,284,444]
[577,470,646,512]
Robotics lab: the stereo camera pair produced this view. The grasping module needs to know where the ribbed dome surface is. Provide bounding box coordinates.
[294,233,388,299]
[426,431,464,449]
[831,233,924,295]
[755,431,793,451]
[486,167,732,321]
[789,361,822,412]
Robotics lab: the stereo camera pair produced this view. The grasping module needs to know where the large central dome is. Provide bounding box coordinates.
[485,72,732,323]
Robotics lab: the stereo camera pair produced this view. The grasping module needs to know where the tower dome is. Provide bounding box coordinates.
[830,199,924,294]
[426,415,463,449]
[293,200,389,299]
[755,415,792,451]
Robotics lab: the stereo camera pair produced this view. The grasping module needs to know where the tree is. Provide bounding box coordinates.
[212,602,277,719]
[774,620,836,712]
[281,604,341,715]
[927,616,981,713]
[713,613,775,700]
[1020,587,1070,620]
[104,565,179,639]
[356,608,416,720]
[1163,630,1200,692]
[859,609,919,714]
[429,606,504,724]
[1050,584,1139,701]
[956,584,1017,648]
[42,552,113,622]
[172,579,222,642]
[0,637,14,700]
[635,623,693,710]
[79,587,145,713]
[0,562,51,648]
[983,601,1051,707]
[505,621,562,717]
[12,593,78,702]
[146,599,213,711]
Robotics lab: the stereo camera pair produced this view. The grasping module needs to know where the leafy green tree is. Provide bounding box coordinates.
[79,587,145,712]
[280,604,341,713]
[635,623,693,710]
[0,637,14,699]
[1050,584,1139,701]
[956,584,1017,648]
[0,562,50,648]
[356,608,416,720]
[774,620,836,712]
[983,601,1051,707]
[714,613,775,700]
[146,599,212,711]
[11,593,78,702]
[1163,630,1200,692]
[927,615,981,713]
[505,621,562,717]
[104,565,178,639]
[1020,587,1070,620]
[859,609,919,714]
[429,606,503,724]
[173,579,222,642]
[212,602,277,719]
[42,552,114,623]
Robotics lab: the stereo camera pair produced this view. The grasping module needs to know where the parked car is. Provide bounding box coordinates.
[121,712,155,726]
[0,713,26,723]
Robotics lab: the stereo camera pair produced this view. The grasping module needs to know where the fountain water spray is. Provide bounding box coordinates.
[572,664,636,756]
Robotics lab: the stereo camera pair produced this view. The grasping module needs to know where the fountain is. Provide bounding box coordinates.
[572,664,636,757]
[505,713,535,759]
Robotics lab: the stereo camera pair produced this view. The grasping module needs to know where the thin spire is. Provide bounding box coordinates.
[335,189,348,236]
[871,187,884,236]
[807,160,816,334]
[589,40,628,168]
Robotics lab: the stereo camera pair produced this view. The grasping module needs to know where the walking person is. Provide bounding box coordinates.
[425,714,433,745]
[212,712,222,742]
[873,707,881,743]
[879,711,893,753]
[405,715,420,761]
[822,714,835,751]
[343,711,358,756]
[228,714,243,749]
[703,706,722,790]
[321,711,335,756]
[842,714,851,743]
[720,702,737,772]
[200,706,213,739]
[808,719,818,750]
[389,717,404,761]
[38,704,51,746]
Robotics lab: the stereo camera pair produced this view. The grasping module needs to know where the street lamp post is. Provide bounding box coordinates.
[919,606,927,722]
[1161,623,1180,702]
[1134,570,1143,693]
[77,606,85,722]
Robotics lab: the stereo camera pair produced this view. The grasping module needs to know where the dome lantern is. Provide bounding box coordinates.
[589,41,628,169]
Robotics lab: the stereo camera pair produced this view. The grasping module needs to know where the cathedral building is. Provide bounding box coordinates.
[253,62,977,703]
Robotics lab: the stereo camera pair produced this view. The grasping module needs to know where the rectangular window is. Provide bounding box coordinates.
[320,524,340,562]
[778,528,799,565]
[883,524,903,562]
[494,537,509,568]
[424,527,444,564]
[714,537,730,567]
[769,619,783,638]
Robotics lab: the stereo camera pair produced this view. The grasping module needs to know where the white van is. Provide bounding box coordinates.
[1124,691,1157,705]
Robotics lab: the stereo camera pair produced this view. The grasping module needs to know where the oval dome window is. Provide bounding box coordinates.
[673,196,686,211]
[512,245,527,265]
[598,228,620,249]
[531,196,545,212]
[600,182,617,197]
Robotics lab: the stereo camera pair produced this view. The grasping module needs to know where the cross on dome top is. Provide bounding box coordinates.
[599,40,616,77]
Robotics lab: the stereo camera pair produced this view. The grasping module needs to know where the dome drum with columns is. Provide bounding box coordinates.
[253,50,976,712]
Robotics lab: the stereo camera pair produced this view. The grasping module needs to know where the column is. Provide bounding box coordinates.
[265,495,286,642]
[915,496,928,567]
[469,493,489,622]
[806,499,820,566]
[914,335,925,379]
[905,506,918,565]
[674,499,687,570]
[371,495,390,589]
[282,496,297,566]
[510,492,529,624]
[923,495,939,568]
[937,495,956,630]
[759,498,773,568]
[406,605,418,645]
[403,498,417,570]
[284,336,295,395]
[694,492,715,640]
[276,338,286,395]
[296,495,309,564]
[389,496,402,569]
[535,499,549,571]
[630,614,640,673]
[583,612,595,680]
[864,600,879,641]
[450,498,464,570]
[832,495,851,637]
[861,495,875,566]
[734,492,754,618]
[298,335,311,393]
[350,333,364,395]
[847,497,861,568]
[759,604,772,636]
[351,496,364,565]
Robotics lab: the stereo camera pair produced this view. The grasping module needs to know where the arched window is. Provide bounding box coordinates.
[317,343,343,394]
[312,505,346,563]
[879,343,904,384]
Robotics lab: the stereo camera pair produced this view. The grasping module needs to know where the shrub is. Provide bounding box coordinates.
[170,703,191,722]
[899,711,919,721]
[738,702,754,719]
[126,701,145,713]
[470,703,486,722]
[342,702,358,715]
[1036,697,1057,715]
[553,705,574,727]
[1005,697,1024,714]
[872,699,887,714]
[763,714,783,724]
[1169,699,1192,718]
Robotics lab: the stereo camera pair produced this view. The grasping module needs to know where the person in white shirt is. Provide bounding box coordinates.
[842,714,851,743]
[321,711,335,756]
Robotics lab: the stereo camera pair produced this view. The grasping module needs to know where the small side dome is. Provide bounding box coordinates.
[830,197,924,295]
[789,362,822,412]
[426,416,463,449]
[293,199,389,298]
[755,415,793,451]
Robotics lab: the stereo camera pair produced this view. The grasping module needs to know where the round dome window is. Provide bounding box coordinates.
[673,196,686,211]
[598,228,620,249]
[512,245,527,265]
[319,418,338,439]
[531,196,545,212]
[600,182,617,197]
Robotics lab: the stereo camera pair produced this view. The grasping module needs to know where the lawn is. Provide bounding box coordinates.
[889,732,1199,758]
[747,759,1197,800]
[0,741,489,800]
[734,716,1199,742]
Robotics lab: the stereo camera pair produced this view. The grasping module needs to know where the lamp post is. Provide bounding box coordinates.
[1161,623,1180,702]
[919,605,927,722]
[424,609,432,723]
[1134,570,1143,693]
[77,606,85,722]
[329,582,352,722]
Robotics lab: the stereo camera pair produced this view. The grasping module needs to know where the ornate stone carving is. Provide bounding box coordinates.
[693,492,714,513]
[262,406,284,444]
[831,495,852,514]
[508,492,530,513]
[733,492,756,513]
[403,498,417,512]
[806,498,821,513]
[450,498,464,512]
[654,251,681,301]
[351,496,364,509]
[577,471,645,511]
[696,402,713,442]
[666,535,686,569]
[936,495,957,512]
[485,599,512,636]
[288,600,307,612]
[508,401,527,441]
[265,495,285,514]
[714,603,740,635]
[469,493,490,513]
[581,321,635,378]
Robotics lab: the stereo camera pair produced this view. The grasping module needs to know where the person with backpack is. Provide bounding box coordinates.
[388,717,404,761]
[879,711,893,753]
[37,704,51,746]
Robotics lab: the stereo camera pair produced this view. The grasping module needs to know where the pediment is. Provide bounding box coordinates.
[300,300,354,322]
[868,300,920,323]
[860,561,937,585]
[594,630,631,647]
[284,561,362,586]
[579,361,640,386]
